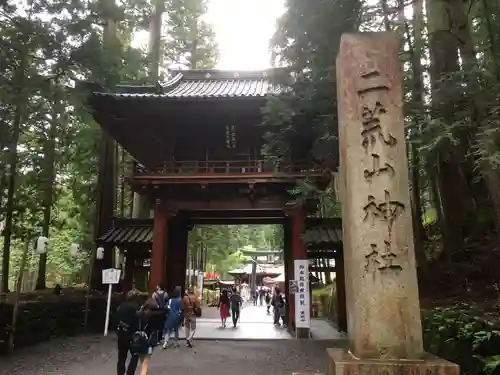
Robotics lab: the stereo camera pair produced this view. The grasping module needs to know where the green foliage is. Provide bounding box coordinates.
[261,0,362,213]
[312,287,331,298]
[422,208,438,227]
[0,0,219,290]
[423,309,500,375]
[189,225,283,279]
[163,0,218,70]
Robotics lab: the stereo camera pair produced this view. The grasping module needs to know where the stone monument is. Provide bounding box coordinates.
[329,32,459,375]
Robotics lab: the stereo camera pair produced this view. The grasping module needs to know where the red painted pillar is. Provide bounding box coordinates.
[149,200,169,294]
[288,205,307,331]
[283,219,292,328]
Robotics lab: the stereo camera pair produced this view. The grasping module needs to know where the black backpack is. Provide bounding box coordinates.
[130,308,149,356]
[130,329,149,356]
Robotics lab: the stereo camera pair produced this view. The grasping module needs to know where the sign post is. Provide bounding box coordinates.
[102,268,121,336]
[293,260,310,332]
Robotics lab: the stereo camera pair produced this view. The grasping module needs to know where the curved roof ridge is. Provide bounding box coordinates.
[161,72,184,90]
[167,68,288,81]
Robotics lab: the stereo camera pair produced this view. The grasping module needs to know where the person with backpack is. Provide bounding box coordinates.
[129,297,165,375]
[181,287,201,348]
[116,290,141,375]
[162,286,183,349]
[152,283,168,309]
[151,284,168,344]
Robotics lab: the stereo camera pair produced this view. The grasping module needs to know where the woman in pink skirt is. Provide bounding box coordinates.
[218,289,231,327]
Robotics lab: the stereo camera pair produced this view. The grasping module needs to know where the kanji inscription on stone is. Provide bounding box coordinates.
[360,101,397,150]
[363,190,405,228]
[378,189,405,227]
[364,153,395,181]
[364,241,403,273]
[357,70,390,96]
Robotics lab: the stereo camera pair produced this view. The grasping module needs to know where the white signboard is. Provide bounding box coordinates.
[294,259,310,328]
[102,268,121,285]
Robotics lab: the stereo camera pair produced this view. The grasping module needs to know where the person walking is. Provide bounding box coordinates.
[182,287,201,348]
[218,289,230,327]
[130,297,164,375]
[162,286,182,349]
[272,287,284,326]
[258,288,264,306]
[265,292,272,313]
[229,287,242,328]
[152,283,168,344]
[116,290,141,375]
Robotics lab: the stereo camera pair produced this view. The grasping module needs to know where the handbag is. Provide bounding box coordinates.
[188,296,202,317]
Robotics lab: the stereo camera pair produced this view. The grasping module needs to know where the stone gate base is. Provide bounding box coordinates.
[327,349,459,375]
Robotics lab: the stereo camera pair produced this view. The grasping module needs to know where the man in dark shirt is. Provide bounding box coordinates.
[230,288,243,328]
[116,290,141,375]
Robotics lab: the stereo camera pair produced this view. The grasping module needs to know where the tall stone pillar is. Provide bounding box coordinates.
[149,200,170,293]
[328,32,458,375]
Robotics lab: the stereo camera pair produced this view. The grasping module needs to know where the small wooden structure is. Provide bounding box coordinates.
[228,263,283,285]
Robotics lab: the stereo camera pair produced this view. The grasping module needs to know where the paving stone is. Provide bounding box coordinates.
[0,335,343,375]
[0,302,346,375]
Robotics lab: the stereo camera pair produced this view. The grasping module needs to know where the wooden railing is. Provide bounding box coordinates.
[133,160,324,176]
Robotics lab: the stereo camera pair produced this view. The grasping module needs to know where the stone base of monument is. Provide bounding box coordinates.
[295,327,310,339]
[326,349,459,375]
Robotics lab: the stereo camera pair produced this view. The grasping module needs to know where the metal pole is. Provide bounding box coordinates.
[103,283,113,336]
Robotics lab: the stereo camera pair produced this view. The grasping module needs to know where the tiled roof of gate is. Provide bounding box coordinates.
[98,225,153,245]
[92,69,285,100]
[303,227,343,246]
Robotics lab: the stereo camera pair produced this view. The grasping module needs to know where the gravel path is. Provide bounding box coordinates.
[0,334,342,375]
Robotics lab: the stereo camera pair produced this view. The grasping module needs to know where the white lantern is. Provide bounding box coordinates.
[35,236,49,254]
[96,246,105,260]
[69,243,80,257]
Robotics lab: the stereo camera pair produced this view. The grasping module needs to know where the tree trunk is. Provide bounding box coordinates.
[91,3,119,288]
[148,0,164,81]
[426,0,476,255]
[322,257,331,284]
[447,0,500,233]
[129,0,166,220]
[1,52,27,293]
[405,0,426,270]
[35,87,61,290]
